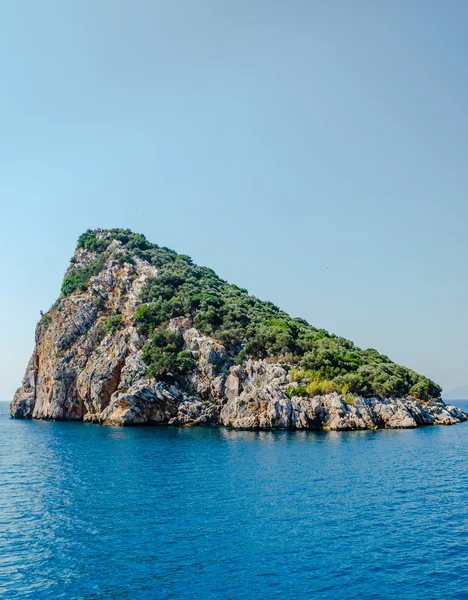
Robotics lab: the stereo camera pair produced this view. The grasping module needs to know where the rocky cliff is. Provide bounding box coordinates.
[11,229,467,430]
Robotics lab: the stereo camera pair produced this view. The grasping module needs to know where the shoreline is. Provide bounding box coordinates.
[10,393,468,431]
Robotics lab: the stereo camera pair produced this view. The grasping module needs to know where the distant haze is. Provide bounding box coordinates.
[1,1,468,399]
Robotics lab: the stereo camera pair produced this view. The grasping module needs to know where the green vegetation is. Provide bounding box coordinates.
[102,313,123,335]
[65,229,442,400]
[141,328,195,380]
[77,230,112,253]
[39,313,52,329]
[61,251,109,296]
[285,371,336,399]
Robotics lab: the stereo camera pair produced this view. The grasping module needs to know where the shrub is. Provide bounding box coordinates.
[116,252,135,266]
[103,313,123,334]
[93,295,106,310]
[61,272,87,296]
[285,385,309,398]
[141,328,195,380]
[39,313,52,329]
[61,250,110,297]
[410,378,442,402]
[289,367,299,382]
[77,230,111,252]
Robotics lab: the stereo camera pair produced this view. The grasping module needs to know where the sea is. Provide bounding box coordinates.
[1,400,468,600]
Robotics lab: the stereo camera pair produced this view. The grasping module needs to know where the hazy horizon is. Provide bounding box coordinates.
[1,1,468,399]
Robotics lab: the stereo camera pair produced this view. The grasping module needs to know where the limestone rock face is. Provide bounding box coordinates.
[99,381,180,426]
[11,239,157,423]
[219,391,467,431]
[10,231,467,431]
[10,355,37,419]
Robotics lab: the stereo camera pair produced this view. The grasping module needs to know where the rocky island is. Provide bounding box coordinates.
[11,229,467,430]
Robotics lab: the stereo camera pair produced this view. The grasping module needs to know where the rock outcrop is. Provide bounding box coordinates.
[10,230,467,430]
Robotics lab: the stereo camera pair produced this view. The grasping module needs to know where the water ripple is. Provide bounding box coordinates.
[1,401,468,599]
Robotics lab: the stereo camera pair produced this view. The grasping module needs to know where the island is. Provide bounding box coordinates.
[11,229,466,430]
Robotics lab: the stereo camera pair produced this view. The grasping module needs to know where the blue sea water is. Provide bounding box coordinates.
[1,400,468,600]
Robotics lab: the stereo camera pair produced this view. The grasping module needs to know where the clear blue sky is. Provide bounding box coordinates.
[1,0,468,399]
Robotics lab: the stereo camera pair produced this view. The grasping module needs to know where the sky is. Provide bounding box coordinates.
[1,0,468,399]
